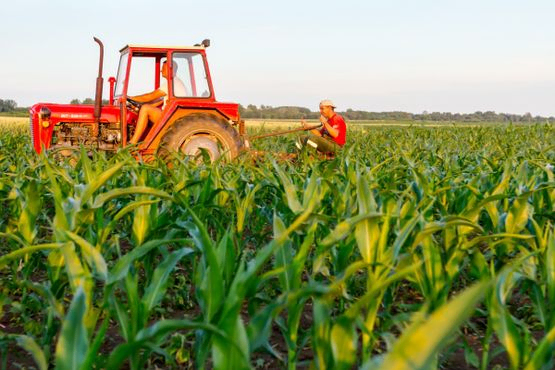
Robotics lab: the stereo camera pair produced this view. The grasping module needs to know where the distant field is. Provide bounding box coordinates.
[244,118,513,129]
[0,115,517,130]
[0,116,27,125]
[0,116,27,136]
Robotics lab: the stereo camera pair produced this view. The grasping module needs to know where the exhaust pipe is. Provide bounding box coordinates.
[92,37,104,140]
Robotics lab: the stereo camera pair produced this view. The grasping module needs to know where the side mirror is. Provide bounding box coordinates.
[195,39,211,48]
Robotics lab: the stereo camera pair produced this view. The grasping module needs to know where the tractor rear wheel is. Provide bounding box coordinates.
[158,114,243,163]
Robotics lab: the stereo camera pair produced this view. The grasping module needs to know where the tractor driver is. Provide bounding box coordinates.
[129,60,187,144]
[297,99,347,155]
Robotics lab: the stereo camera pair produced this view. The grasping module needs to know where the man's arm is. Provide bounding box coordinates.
[301,116,324,136]
[320,115,339,138]
[130,89,166,104]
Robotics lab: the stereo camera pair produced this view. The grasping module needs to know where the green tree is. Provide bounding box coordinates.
[0,99,17,112]
[70,98,109,105]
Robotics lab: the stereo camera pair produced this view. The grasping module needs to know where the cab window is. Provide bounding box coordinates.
[172,53,211,98]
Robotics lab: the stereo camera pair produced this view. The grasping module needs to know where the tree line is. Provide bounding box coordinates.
[2,98,554,123]
[70,98,109,105]
[0,99,28,115]
[239,105,555,123]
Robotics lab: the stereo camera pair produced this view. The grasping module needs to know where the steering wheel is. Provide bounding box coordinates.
[126,97,142,113]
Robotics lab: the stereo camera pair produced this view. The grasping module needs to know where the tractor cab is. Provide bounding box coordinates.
[112,42,216,144]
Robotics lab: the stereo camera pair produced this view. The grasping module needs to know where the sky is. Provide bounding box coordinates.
[1,0,554,116]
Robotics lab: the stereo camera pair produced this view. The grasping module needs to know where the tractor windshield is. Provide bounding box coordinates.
[114,52,129,97]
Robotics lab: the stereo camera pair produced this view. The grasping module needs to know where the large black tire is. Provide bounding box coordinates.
[158,113,243,163]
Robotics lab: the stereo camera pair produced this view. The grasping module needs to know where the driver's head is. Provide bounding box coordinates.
[161,61,168,79]
[161,60,178,78]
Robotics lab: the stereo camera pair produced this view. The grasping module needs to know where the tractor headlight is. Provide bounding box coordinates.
[39,107,51,128]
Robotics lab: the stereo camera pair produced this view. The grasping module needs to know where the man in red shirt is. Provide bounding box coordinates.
[297,99,347,155]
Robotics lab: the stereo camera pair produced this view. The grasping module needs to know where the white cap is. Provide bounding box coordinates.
[319,99,336,108]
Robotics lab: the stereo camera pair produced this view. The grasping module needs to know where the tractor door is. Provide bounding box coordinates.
[169,52,213,99]
[114,52,165,144]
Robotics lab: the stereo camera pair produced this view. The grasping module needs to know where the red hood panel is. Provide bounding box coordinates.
[29,103,121,153]
[30,103,120,123]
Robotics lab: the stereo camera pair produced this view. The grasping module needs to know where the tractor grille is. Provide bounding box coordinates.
[29,115,35,148]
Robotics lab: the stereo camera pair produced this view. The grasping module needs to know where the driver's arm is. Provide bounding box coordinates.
[130,89,166,104]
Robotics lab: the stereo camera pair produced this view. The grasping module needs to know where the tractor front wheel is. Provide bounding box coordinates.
[158,114,243,163]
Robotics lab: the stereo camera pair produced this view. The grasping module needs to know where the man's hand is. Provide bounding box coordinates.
[300,118,309,129]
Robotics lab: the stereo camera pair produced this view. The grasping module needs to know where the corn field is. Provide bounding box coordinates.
[0,120,554,369]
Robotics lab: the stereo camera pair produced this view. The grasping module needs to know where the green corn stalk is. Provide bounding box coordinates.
[3,334,48,370]
[55,287,88,370]
[372,280,490,370]
[270,218,317,368]
[411,216,484,310]
[312,298,333,370]
[505,194,531,234]
[232,183,260,235]
[523,325,555,370]
[132,170,152,246]
[106,319,232,370]
[482,253,542,370]
[107,247,194,369]
[488,272,525,370]
[15,179,42,246]
[518,229,555,370]
[269,173,324,368]
[544,227,555,328]
[184,176,324,369]
[354,171,388,358]
[272,160,303,214]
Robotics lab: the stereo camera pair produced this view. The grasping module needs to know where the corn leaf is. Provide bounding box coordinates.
[143,248,194,312]
[14,335,48,370]
[55,287,88,370]
[376,280,489,370]
[330,316,357,370]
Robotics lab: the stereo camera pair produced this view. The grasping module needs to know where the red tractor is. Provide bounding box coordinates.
[29,38,246,162]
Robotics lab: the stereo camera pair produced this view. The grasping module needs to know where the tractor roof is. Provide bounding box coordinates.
[120,44,206,53]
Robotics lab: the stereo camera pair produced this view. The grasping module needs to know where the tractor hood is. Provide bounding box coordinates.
[29,103,120,123]
[29,103,121,153]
